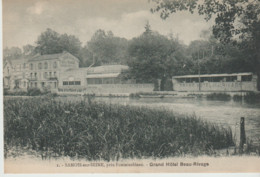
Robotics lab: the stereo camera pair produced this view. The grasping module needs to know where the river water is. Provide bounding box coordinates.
[59,96,260,145]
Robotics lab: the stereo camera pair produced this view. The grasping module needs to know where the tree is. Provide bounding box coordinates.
[151,0,260,90]
[34,28,82,57]
[58,34,82,57]
[3,47,22,59]
[35,28,61,55]
[87,29,128,65]
[23,44,36,56]
[127,24,184,84]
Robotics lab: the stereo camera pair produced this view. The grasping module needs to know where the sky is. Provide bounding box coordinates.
[3,0,214,49]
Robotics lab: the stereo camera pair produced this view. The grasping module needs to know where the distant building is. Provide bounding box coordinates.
[3,58,29,90]
[172,72,258,92]
[86,65,129,84]
[27,51,79,91]
[3,51,154,94]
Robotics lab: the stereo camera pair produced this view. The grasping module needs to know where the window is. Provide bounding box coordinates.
[44,62,48,69]
[34,73,37,78]
[63,81,69,85]
[42,82,45,87]
[30,63,33,70]
[63,81,81,85]
[23,63,26,69]
[242,75,252,81]
[75,81,81,85]
[34,82,37,88]
[53,61,57,68]
[38,63,42,69]
[54,72,56,77]
[44,72,48,79]
[30,73,33,79]
[49,72,52,77]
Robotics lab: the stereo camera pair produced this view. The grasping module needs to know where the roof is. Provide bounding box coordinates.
[65,68,89,72]
[10,58,29,65]
[87,65,128,74]
[173,72,253,79]
[86,73,120,78]
[28,51,79,62]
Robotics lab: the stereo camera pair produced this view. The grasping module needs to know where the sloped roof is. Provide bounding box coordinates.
[28,51,79,62]
[87,65,128,74]
[86,73,119,78]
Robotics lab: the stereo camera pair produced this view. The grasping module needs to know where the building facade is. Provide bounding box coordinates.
[172,72,258,92]
[3,58,29,91]
[27,51,79,91]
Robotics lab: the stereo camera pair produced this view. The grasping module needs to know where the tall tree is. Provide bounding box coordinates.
[34,28,82,57]
[127,25,182,83]
[35,28,61,55]
[87,29,128,65]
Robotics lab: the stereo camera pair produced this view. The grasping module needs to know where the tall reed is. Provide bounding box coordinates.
[4,97,234,160]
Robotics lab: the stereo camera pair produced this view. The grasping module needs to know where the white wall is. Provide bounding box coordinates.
[172,81,257,92]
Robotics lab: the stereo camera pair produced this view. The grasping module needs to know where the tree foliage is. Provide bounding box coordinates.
[35,28,82,57]
[86,29,128,65]
[3,47,22,59]
[127,24,188,84]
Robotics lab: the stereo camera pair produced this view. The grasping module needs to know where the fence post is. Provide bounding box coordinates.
[239,117,246,152]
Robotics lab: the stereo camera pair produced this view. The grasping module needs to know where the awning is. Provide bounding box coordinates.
[86,73,120,78]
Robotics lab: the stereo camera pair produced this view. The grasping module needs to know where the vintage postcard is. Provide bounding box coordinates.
[2,0,260,174]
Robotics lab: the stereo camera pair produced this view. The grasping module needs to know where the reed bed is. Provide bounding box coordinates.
[4,96,234,161]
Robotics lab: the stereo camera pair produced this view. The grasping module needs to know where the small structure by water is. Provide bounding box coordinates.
[172,72,258,92]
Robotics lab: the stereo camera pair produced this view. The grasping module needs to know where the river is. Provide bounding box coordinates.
[58,96,260,145]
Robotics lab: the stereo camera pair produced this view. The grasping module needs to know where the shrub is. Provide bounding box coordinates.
[244,92,260,103]
[233,92,260,104]
[206,93,231,101]
[27,88,42,96]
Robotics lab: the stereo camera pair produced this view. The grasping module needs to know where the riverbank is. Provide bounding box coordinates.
[4,96,238,161]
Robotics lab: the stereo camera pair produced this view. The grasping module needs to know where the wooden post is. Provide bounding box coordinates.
[239,117,246,152]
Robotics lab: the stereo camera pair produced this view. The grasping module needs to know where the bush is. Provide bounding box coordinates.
[206,93,231,101]
[27,88,42,96]
[233,92,260,104]
[244,92,260,103]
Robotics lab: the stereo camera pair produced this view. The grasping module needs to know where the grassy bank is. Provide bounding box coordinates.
[4,97,235,161]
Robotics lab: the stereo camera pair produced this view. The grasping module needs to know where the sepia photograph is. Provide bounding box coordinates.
[1,0,260,174]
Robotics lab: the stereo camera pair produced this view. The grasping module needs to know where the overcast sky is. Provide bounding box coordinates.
[3,0,214,48]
